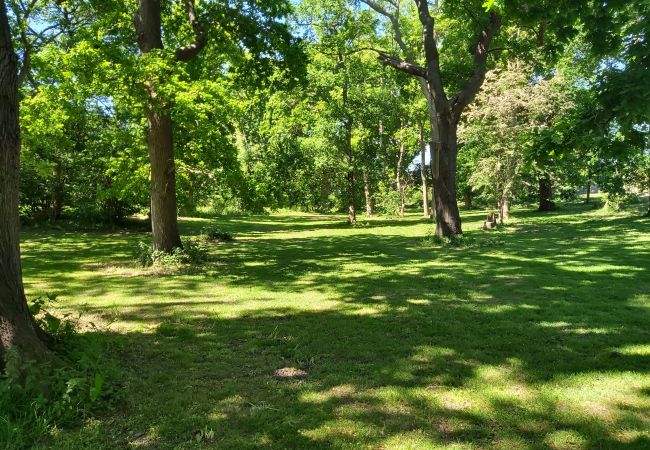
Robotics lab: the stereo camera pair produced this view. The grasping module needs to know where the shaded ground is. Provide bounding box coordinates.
[18,205,650,449]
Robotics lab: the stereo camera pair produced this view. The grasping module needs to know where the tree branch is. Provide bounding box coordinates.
[360,0,413,60]
[174,0,207,62]
[415,0,447,108]
[376,50,427,77]
[450,10,502,121]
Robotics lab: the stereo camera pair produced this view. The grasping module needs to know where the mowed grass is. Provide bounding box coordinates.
[18,204,650,449]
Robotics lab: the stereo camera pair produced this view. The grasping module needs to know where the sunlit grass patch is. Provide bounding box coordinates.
[16,205,650,449]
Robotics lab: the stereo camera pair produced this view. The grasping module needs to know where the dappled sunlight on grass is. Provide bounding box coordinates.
[20,204,650,448]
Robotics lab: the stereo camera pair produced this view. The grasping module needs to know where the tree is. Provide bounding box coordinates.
[363,0,501,236]
[0,0,50,367]
[460,62,576,219]
[134,0,206,252]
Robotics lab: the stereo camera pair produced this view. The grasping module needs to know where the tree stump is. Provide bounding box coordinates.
[482,212,497,230]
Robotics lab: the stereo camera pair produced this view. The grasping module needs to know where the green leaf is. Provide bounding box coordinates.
[482,0,496,11]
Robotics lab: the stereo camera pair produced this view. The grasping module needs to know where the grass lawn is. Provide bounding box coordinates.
[17,204,650,449]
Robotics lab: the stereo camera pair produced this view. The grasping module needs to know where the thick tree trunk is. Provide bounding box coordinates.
[431,119,462,237]
[538,176,554,211]
[419,121,430,217]
[1,1,51,367]
[363,169,373,216]
[146,99,182,251]
[585,182,591,204]
[135,0,182,252]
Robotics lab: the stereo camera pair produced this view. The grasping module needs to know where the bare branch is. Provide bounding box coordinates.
[174,0,207,62]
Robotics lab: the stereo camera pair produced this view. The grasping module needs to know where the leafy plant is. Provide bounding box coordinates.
[1,295,115,448]
[201,227,235,242]
[29,293,76,346]
[136,240,210,267]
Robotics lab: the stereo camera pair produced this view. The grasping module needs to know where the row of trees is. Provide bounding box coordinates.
[1,0,648,365]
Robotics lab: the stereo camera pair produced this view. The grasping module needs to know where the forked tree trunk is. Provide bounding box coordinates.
[0,1,51,367]
[419,121,430,217]
[538,176,554,211]
[372,2,500,237]
[363,169,373,216]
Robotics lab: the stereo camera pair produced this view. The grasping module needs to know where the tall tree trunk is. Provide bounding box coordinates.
[585,182,591,204]
[419,121,430,217]
[1,1,51,367]
[49,159,63,221]
[396,140,405,217]
[538,176,554,211]
[363,169,373,216]
[463,187,472,209]
[135,0,182,252]
[340,51,355,225]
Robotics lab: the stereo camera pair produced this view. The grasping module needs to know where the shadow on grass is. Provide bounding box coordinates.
[20,209,650,449]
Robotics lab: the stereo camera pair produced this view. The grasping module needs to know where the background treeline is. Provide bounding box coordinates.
[10,0,649,226]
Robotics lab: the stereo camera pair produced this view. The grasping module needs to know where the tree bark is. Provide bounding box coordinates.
[1,0,51,367]
[463,187,472,209]
[585,182,591,204]
[419,121,430,217]
[49,159,63,221]
[135,0,182,252]
[498,197,510,224]
[363,169,373,216]
[135,0,205,252]
[339,51,355,225]
[430,120,462,236]
[538,176,554,211]
[396,140,406,217]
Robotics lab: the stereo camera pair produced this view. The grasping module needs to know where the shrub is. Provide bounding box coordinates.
[201,227,234,243]
[136,240,210,268]
[0,295,114,448]
[420,230,505,248]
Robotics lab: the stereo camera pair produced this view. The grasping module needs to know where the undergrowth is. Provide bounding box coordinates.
[0,294,117,449]
[136,239,210,267]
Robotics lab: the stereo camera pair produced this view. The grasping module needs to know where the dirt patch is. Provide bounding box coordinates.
[273,367,308,379]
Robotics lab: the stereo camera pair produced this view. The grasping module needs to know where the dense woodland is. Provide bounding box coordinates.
[1,0,649,448]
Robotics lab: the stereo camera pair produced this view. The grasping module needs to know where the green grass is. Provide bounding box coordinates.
[15,204,650,449]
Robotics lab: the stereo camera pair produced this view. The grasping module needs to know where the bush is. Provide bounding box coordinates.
[201,227,234,243]
[0,295,114,448]
[420,230,505,249]
[136,240,210,268]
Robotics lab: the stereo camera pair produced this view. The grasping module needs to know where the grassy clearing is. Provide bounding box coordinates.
[14,204,650,449]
